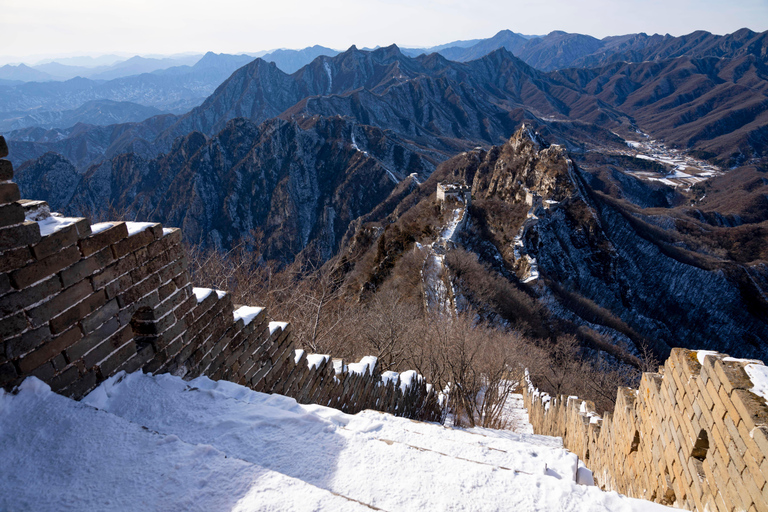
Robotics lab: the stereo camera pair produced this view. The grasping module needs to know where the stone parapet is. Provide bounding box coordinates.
[523,348,768,511]
[0,136,440,421]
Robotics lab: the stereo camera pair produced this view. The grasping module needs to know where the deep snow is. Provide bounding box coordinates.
[0,372,675,511]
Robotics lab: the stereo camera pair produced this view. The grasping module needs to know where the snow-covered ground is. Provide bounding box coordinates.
[0,372,674,511]
[617,136,721,188]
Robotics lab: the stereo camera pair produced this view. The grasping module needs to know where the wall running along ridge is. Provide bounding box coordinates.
[523,348,768,512]
[0,137,441,421]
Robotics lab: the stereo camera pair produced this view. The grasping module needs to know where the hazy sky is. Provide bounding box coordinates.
[2,0,767,63]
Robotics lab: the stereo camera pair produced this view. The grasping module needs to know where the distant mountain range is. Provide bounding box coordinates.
[8,32,768,362]
[3,28,766,135]
[405,28,768,71]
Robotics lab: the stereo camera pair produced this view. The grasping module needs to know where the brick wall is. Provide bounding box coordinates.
[0,136,440,421]
[523,348,768,511]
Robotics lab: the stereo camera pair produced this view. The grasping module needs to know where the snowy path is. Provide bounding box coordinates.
[0,379,367,512]
[422,206,465,313]
[0,373,674,511]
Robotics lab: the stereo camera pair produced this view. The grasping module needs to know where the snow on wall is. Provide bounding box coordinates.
[0,138,440,422]
[522,348,768,512]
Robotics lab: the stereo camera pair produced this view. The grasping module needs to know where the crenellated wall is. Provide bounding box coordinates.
[0,136,440,421]
[523,348,768,512]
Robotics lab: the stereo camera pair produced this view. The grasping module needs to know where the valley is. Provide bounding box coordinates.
[2,18,768,482]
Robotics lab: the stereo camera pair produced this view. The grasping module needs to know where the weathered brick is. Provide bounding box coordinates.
[157,280,177,301]
[0,160,12,182]
[0,221,40,255]
[0,201,24,228]
[98,338,137,377]
[48,365,80,393]
[27,280,92,327]
[49,289,107,334]
[29,361,55,382]
[116,344,155,375]
[753,426,768,460]
[82,324,131,369]
[117,273,161,308]
[79,222,129,257]
[0,273,10,297]
[30,222,79,260]
[79,298,119,334]
[5,324,52,360]
[0,274,61,318]
[0,361,18,387]
[0,311,29,339]
[10,245,80,289]
[715,359,755,394]
[66,317,120,362]
[731,388,768,432]
[91,252,137,290]
[111,228,155,259]
[0,246,33,274]
[18,326,82,373]
[60,247,114,288]
[0,182,20,205]
[73,218,92,239]
[59,370,99,399]
[51,353,68,371]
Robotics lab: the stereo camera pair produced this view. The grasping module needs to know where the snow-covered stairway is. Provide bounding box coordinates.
[0,378,372,511]
[51,371,671,512]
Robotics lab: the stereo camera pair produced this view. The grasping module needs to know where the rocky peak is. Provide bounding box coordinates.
[471,124,576,203]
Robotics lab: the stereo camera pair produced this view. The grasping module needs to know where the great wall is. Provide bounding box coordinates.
[524,348,768,511]
[2,134,768,511]
[0,136,441,421]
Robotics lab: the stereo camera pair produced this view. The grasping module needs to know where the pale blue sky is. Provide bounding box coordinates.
[1,0,766,63]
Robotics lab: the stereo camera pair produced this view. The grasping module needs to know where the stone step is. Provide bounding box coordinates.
[0,377,371,511]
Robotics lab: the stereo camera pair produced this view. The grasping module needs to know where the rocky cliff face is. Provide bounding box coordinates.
[57,116,424,263]
[471,128,768,359]
[338,125,768,360]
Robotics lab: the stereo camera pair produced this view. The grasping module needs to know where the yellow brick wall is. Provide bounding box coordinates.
[523,349,768,511]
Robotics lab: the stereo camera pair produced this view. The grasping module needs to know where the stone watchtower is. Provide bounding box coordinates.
[436,182,471,206]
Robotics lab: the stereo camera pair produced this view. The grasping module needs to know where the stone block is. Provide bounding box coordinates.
[117,273,161,308]
[0,274,61,319]
[0,159,12,181]
[731,388,768,432]
[91,252,137,290]
[111,228,155,259]
[31,222,80,260]
[49,289,107,334]
[5,324,52,360]
[0,311,29,339]
[0,246,34,274]
[82,324,132,369]
[80,298,119,334]
[0,221,40,255]
[98,338,137,377]
[715,359,755,395]
[0,273,11,297]
[60,370,100,400]
[0,360,18,387]
[18,325,82,373]
[60,247,114,289]
[0,182,20,205]
[27,279,91,328]
[66,317,120,362]
[79,222,129,257]
[48,365,80,393]
[753,426,768,461]
[0,202,24,228]
[10,245,80,289]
